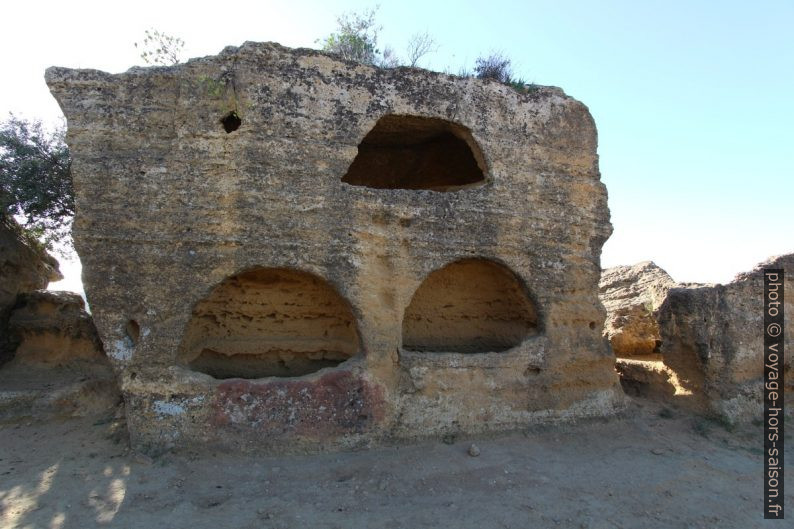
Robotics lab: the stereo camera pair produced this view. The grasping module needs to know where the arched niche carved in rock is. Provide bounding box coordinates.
[342,115,487,191]
[402,259,538,353]
[178,268,360,379]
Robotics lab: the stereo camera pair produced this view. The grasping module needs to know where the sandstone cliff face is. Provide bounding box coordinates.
[0,217,62,365]
[46,42,622,453]
[8,290,105,366]
[657,254,793,423]
[599,261,676,357]
[0,290,119,420]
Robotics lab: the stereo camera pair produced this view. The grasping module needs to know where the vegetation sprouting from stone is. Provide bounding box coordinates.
[135,29,185,66]
[474,52,513,83]
[1,17,540,254]
[318,7,382,65]
[474,52,539,94]
[319,8,535,94]
[319,7,437,69]
[405,31,439,68]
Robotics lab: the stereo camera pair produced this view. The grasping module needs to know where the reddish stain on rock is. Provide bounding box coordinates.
[212,370,384,437]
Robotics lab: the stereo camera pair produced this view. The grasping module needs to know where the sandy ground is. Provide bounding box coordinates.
[0,398,791,529]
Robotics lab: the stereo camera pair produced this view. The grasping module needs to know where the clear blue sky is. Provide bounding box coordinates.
[2,0,792,286]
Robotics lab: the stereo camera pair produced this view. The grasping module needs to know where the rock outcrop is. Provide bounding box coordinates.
[657,254,793,423]
[0,290,119,420]
[0,216,62,365]
[599,261,676,357]
[8,290,105,365]
[46,41,623,453]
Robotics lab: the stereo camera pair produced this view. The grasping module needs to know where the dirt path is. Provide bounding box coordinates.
[0,399,790,528]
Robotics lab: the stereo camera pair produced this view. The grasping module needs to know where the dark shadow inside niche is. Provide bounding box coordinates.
[402,259,538,353]
[221,111,241,133]
[125,320,140,347]
[342,115,487,191]
[178,268,359,379]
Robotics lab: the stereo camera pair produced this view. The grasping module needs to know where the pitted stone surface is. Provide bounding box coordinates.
[657,254,793,423]
[8,290,105,365]
[599,261,676,357]
[0,218,62,366]
[47,41,622,452]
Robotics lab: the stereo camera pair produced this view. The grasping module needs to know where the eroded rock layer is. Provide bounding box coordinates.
[599,261,676,357]
[0,290,119,420]
[178,267,359,379]
[0,217,62,366]
[46,42,622,453]
[8,290,105,365]
[657,254,793,423]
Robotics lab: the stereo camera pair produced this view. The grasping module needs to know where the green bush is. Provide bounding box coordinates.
[474,52,513,83]
[319,8,381,65]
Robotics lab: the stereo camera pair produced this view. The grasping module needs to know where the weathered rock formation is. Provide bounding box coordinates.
[8,290,105,365]
[599,261,676,357]
[0,290,119,420]
[46,41,623,453]
[658,254,793,423]
[0,216,62,365]
[614,358,681,401]
[603,256,792,423]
